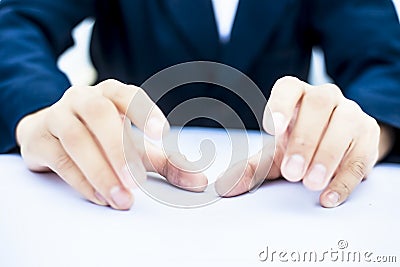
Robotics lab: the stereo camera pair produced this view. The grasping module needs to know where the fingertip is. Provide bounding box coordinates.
[271,112,287,135]
[110,186,135,210]
[120,165,140,191]
[159,152,209,192]
[214,163,250,197]
[320,190,341,208]
[303,164,329,191]
[214,178,246,197]
[93,191,109,206]
[280,155,305,182]
[176,170,208,192]
[214,174,229,197]
[263,109,284,134]
[197,174,209,192]
[174,172,208,192]
[193,177,208,192]
[262,107,274,134]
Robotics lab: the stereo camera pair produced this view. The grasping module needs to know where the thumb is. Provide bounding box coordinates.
[215,142,279,197]
[141,140,209,192]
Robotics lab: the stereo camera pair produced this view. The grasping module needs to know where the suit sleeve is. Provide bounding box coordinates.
[309,0,400,160]
[0,0,95,153]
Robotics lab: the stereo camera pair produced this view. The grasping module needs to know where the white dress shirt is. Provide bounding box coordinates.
[211,0,239,43]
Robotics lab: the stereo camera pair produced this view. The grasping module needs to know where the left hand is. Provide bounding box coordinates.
[216,76,381,208]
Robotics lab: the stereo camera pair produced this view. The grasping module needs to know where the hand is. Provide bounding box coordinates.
[16,79,207,210]
[216,76,383,208]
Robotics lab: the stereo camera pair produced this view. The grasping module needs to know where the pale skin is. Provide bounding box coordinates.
[216,76,394,207]
[16,77,395,210]
[16,79,208,210]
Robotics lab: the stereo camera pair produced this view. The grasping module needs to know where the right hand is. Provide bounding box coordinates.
[16,79,208,210]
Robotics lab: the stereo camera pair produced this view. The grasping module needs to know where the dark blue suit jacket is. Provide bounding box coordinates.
[1,0,400,159]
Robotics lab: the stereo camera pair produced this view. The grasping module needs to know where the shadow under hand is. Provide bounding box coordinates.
[140,173,220,208]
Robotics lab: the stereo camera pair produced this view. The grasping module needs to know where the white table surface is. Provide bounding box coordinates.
[0,127,399,267]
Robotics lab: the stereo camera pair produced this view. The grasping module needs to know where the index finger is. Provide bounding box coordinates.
[97,79,170,140]
[263,76,307,136]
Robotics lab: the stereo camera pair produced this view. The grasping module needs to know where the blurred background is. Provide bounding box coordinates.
[58,0,400,87]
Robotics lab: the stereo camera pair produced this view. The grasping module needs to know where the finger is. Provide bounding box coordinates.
[96,79,170,140]
[215,141,279,197]
[122,116,147,187]
[138,139,208,192]
[39,132,108,206]
[47,109,134,210]
[302,100,355,191]
[68,90,137,193]
[263,76,307,135]
[281,84,341,182]
[320,119,379,208]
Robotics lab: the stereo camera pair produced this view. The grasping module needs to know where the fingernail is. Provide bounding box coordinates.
[282,154,305,181]
[306,164,327,187]
[110,186,132,209]
[325,191,340,207]
[145,117,165,139]
[272,112,286,135]
[94,191,108,205]
[121,165,137,190]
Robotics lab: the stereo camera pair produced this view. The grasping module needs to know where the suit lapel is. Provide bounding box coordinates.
[163,0,293,70]
[221,0,294,71]
[163,0,219,60]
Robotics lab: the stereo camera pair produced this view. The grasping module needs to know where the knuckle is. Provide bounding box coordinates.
[343,105,370,133]
[334,179,352,197]
[106,85,126,103]
[304,89,334,108]
[320,83,343,98]
[39,128,53,143]
[361,115,379,136]
[344,99,362,113]
[62,86,80,100]
[97,79,122,89]
[59,125,83,146]
[372,123,381,140]
[42,109,56,129]
[81,96,112,118]
[53,153,75,173]
[273,76,300,90]
[364,117,380,153]
[128,85,143,101]
[129,84,141,94]
[345,157,368,179]
[356,118,370,133]
[334,101,362,125]
[367,115,379,132]
[23,129,52,157]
